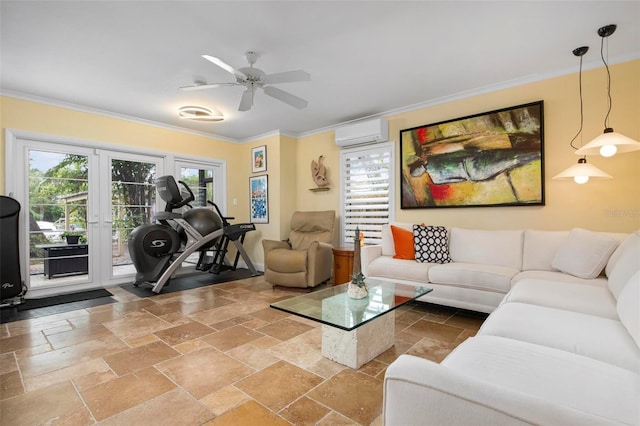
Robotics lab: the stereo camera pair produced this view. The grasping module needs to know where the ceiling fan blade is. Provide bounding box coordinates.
[202,55,246,80]
[263,86,308,109]
[263,70,311,85]
[238,88,253,112]
[179,82,237,91]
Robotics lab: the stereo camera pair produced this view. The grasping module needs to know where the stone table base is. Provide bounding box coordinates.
[321,311,395,369]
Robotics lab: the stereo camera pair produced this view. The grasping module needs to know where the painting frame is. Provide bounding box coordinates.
[249,175,269,223]
[400,101,544,209]
[252,145,267,173]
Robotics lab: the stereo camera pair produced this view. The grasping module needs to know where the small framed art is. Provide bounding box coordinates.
[249,175,269,223]
[252,145,267,173]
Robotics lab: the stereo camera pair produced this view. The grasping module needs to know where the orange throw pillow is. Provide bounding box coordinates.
[391,225,415,260]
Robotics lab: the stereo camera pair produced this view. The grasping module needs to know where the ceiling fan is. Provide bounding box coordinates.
[181,51,310,112]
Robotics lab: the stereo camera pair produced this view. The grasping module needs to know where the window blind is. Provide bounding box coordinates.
[340,142,394,246]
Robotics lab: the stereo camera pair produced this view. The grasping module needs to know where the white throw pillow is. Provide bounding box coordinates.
[552,228,620,279]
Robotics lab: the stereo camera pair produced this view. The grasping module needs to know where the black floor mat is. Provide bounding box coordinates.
[0,289,116,324]
[120,268,263,297]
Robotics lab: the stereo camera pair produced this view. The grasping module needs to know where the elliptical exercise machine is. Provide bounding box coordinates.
[128,175,258,294]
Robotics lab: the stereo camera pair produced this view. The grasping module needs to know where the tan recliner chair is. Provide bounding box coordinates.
[262,210,336,289]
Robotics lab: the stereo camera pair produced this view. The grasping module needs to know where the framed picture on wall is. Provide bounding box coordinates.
[249,175,269,223]
[400,100,544,209]
[252,145,267,173]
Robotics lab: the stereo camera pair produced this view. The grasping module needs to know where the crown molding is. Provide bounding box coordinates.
[0,90,239,143]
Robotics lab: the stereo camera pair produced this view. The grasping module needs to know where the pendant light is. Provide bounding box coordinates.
[575,24,640,157]
[553,46,612,184]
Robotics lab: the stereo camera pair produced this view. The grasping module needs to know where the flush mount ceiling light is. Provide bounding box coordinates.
[553,46,612,184]
[178,106,224,121]
[575,24,640,157]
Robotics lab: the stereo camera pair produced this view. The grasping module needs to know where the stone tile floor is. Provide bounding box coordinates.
[0,276,486,425]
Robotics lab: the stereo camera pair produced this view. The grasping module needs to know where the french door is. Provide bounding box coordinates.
[100,150,163,285]
[7,131,226,297]
[9,136,163,296]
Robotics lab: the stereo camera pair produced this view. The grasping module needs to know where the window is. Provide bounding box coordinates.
[340,142,394,246]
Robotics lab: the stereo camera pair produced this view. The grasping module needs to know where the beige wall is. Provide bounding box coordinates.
[295,131,342,246]
[294,60,640,234]
[2,59,638,273]
[238,134,286,264]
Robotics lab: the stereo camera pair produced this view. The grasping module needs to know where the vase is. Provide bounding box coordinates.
[347,283,369,299]
[65,235,80,245]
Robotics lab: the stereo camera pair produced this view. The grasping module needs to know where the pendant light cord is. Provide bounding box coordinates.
[569,54,585,151]
[601,34,612,129]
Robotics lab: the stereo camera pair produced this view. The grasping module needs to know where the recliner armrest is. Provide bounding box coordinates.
[306,241,333,287]
[262,239,291,255]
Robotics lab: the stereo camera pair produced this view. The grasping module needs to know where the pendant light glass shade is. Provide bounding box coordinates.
[576,24,640,157]
[554,45,612,184]
[575,128,640,157]
[553,158,612,184]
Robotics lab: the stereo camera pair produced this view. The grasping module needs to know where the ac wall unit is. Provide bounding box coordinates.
[335,118,388,147]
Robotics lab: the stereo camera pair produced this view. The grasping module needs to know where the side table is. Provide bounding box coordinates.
[332,247,354,285]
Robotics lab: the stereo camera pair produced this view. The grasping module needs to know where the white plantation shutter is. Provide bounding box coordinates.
[340,142,395,246]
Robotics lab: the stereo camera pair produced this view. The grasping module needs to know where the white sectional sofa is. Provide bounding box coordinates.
[375,227,640,425]
[362,224,629,313]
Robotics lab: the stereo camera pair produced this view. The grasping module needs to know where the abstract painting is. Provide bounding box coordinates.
[400,101,544,208]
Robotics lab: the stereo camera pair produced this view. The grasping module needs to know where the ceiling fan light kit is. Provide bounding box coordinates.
[181,51,310,112]
[178,106,224,121]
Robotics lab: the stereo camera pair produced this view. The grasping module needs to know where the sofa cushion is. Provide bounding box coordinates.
[390,225,415,260]
[442,336,640,424]
[478,302,640,372]
[449,228,523,270]
[606,231,640,299]
[428,263,517,293]
[551,228,619,279]
[442,336,640,426]
[617,270,640,349]
[367,256,431,283]
[504,279,618,319]
[512,270,608,287]
[413,224,451,264]
[522,230,568,271]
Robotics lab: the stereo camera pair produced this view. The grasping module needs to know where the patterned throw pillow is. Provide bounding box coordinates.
[413,224,452,263]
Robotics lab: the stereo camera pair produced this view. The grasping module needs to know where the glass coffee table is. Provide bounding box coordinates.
[270,279,432,368]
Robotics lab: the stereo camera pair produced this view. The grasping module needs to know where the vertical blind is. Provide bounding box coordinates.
[340,142,394,246]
